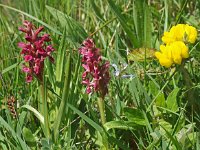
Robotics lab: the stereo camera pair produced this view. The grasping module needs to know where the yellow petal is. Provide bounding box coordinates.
[179,41,189,58]
[173,54,182,64]
[162,31,176,44]
[160,45,166,53]
[169,41,188,64]
[159,57,173,68]
[155,52,162,59]
[173,24,185,41]
[185,25,197,43]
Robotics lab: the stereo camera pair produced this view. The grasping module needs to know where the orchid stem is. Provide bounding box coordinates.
[40,81,50,139]
[97,97,109,149]
[97,97,106,125]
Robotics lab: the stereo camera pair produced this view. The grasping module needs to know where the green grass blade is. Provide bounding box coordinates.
[144,3,152,48]
[0,116,30,150]
[90,0,105,21]
[133,0,144,46]
[160,124,182,150]
[46,5,87,42]
[0,4,62,35]
[107,0,139,48]
[55,29,67,95]
[53,53,71,142]
[21,105,44,125]
[67,103,103,132]
[2,62,20,74]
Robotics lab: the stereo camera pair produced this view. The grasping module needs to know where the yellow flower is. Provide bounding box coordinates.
[162,31,176,44]
[162,24,197,44]
[170,42,183,64]
[173,24,185,41]
[185,24,197,43]
[155,51,173,68]
[155,45,173,68]
[155,42,189,67]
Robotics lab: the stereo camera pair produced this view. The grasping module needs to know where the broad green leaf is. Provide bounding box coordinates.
[176,123,195,145]
[17,111,27,137]
[41,138,53,150]
[155,93,166,108]
[23,127,36,143]
[132,0,144,46]
[124,107,146,126]
[127,48,155,62]
[104,121,139,131]
[166,88,180,112]
[159,119,172,135]
[147,133,162,150]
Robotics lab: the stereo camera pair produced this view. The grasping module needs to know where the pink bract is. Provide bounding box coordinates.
[18,21,54,83]
[79,38,110,98]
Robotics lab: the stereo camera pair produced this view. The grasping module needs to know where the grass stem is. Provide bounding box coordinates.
[40,81,50,139]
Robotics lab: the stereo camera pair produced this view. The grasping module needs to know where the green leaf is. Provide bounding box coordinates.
[107,0,139,47]
[17,111,27,137]
[90,0,104,21]
[127,48,155,62]
[166,88,180,112]
[160,124,182,150]
[104,121,139,131]
[2,62,20,74]
[0,4,61,35]
[67,103,103,132]
[23,127,36,143]
[176,123,195,145]
[124,107,146,126]
[159,119,172,135]
[53,53,71,141]
[144,3,152,48]
[46,5,87,43]
[133,0,146,47]
[0,116,30,150]
[21,105,44,125]
[55,29,67,95]
[155,93,166,108]
[41,138,53,150]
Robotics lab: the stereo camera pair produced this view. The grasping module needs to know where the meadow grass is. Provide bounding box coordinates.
[0,0,200,149]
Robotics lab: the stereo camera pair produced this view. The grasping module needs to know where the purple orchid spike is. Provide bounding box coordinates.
[79,38,110,98]
[18,21,54,82]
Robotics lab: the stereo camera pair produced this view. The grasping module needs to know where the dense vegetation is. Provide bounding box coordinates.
[1,0,200,149]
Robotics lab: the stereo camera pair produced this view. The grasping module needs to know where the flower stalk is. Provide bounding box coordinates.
[78,38,110,124]
[18,21,54,139]
[40,80,50,138]
[79,38,110,148]
[97,97,106,125]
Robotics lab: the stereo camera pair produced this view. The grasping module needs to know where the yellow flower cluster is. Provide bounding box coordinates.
[155,24,197,68]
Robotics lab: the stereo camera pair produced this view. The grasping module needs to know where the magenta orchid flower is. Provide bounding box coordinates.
[79,38,110,98]
[18,21,54,82]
